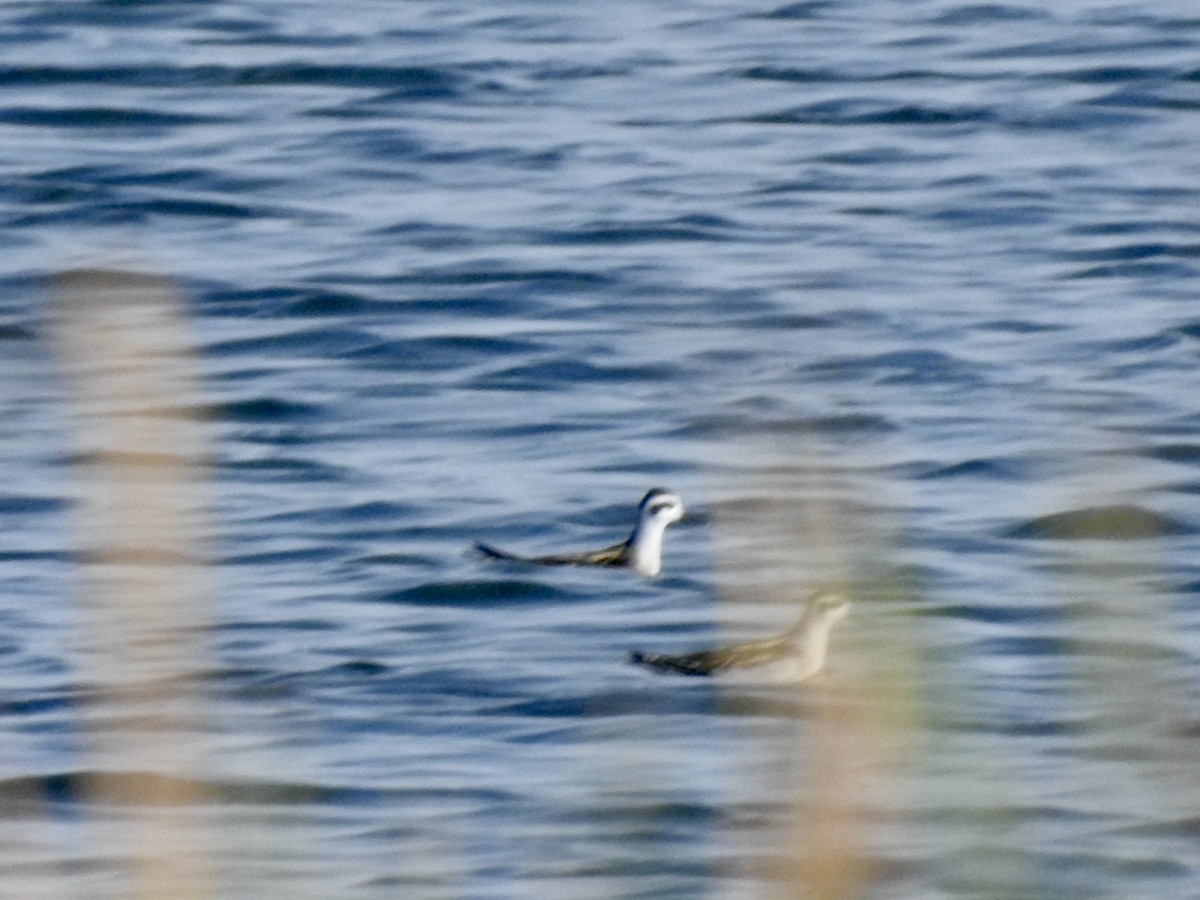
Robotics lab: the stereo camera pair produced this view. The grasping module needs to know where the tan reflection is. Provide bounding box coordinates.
[707,436,917,900]
[52,269,213,900]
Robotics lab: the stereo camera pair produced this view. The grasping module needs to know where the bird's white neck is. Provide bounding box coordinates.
[783,612,842,682]
[627,518,668,577]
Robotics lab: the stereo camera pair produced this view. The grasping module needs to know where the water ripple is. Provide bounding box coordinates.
[3,1,1200,897]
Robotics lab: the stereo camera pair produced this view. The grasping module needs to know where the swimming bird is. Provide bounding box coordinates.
[630,588,850,682]
[475,488,685,578]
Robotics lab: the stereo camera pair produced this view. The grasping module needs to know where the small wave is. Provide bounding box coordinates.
[1060,241,1200,264]
[208,325,377,359]
[218,396,325,423]
[114,197,264,219]
[377,579,572,607]
[1054,65,1176,84]
[916,458,1026,481]
[0,493,67,515]
[1005,504,1190,540]
[469,357,681,392]
[239,64,462,95]
[675,411,897,439]
[0,62,465,96]
[0,322,36,340]
[347,334,544,372]
[803,348,986,387]
[977,319,1068,334]
[1146,443,1200,465]
[930,4,1050,25]
[1064,261,1197,280]
[278,290,379,317]
[533,215,740,246]
[753,1,835,20]
[220,545,344,566]
[221,455,346,484]
[741,100,994,127]
[736,66,838,84]
[394,264,612,291]
[490,689,716,719]
[934,603,1068,625]
[0,106,223,128]
[317,659,390,678]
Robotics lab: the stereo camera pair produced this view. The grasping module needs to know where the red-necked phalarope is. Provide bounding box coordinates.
[475,488,685,578]
[630,588,849,682]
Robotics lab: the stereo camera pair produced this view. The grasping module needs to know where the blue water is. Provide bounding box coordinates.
[2,1,1200,897]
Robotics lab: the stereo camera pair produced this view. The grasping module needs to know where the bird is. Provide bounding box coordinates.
[474,488,685,578]
[630,587,850,682]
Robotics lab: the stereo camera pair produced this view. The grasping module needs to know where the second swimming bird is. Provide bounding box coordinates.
[475,488,684,578]
[630,588,850,682]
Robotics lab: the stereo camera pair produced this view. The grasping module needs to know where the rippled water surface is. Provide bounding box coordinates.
[2,1,1200,898]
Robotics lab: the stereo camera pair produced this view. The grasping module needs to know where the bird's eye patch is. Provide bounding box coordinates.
[649,501,675,514]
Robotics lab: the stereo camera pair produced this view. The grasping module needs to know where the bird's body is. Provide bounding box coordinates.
[630,588,850,683]
[475,488,684,578]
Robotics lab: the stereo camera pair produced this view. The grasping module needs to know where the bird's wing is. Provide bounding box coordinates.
[630,649,720,677]
[540,540,629,567]
[475,540,629,568]
[631,634,791,677]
